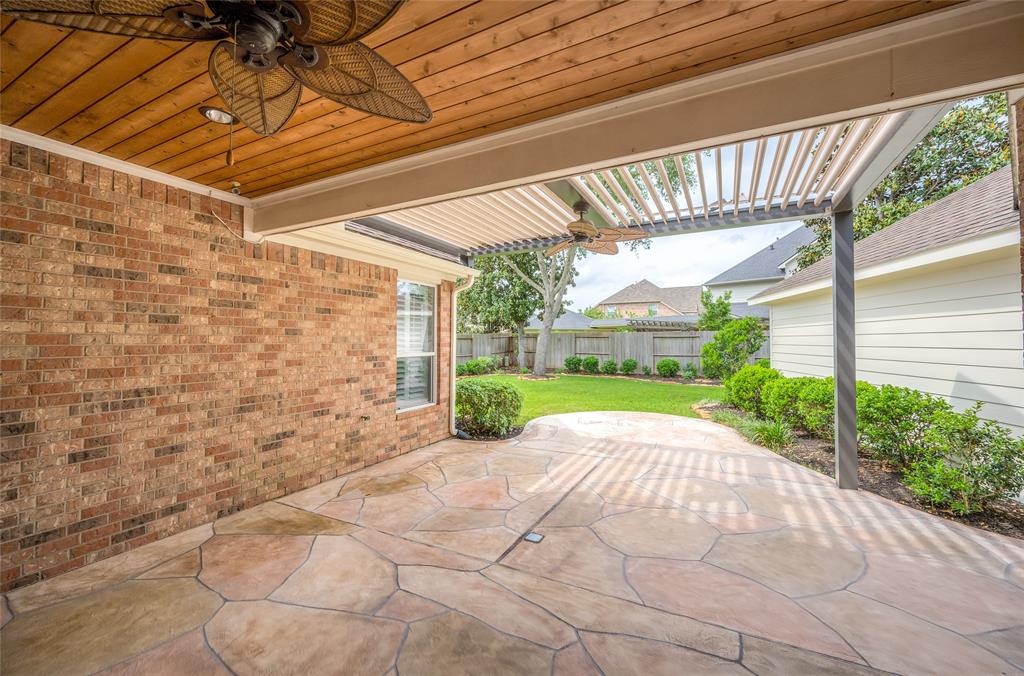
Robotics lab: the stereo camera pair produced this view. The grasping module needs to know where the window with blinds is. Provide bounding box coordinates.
[397,281,436,410]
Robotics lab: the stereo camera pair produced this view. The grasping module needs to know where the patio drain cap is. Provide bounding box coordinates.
[523,532,544,543]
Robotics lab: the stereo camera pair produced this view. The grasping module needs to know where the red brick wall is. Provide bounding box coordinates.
[0,141,453,591]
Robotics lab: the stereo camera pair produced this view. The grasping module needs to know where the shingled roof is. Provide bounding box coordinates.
[704,226,817,285]
[596,279,702,314]
[751,165,1017,301]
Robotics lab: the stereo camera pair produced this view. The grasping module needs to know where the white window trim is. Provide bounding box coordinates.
[397,279,438,412]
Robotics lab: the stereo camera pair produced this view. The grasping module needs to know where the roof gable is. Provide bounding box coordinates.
[704,226,818,285]
[597,279,702,313]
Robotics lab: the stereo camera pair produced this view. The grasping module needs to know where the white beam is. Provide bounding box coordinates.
[251,2,1024,236]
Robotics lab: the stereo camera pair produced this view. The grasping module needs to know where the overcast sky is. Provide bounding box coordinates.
[566,220,805,309]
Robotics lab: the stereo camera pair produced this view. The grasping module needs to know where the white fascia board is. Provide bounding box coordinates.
[706,276,784,287]
[750,228,1021,305]
[251,2,1024,235]
[266,223,477,285]
[0,125,251,208]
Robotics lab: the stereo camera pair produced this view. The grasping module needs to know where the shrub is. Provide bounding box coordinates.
[601,359,618,375]
[762,377,816,427]
[724,364,781,416]
[455,363,469,377]
[455,379,523,437]
[620,358,638,375]
[582,356,600,374]
[904,403,1024,514]
[642,366,652,376]
[682,362,698,380]
[462,356,498,376]
[655,358,680,378]
[564,355,583,373]
[756,358,771,368]
[700,318,767,379]
[858,384,952,468]
[796,377,834,439]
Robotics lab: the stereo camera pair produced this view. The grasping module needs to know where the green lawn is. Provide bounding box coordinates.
[474,374,725,424]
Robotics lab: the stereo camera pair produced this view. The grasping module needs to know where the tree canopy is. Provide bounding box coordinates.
[457,253,542,334]
[696,289,733,331]
[796,94,1010,269]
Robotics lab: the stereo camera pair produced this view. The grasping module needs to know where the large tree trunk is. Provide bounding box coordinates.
[532,304,557,376]
[515,321,527,371]
[502,246,577,378]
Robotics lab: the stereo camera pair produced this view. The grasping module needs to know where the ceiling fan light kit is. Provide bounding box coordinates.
[2,0,433,141]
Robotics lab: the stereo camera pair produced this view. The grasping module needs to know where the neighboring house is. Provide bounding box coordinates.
[704,226,818,304]
[594,279,702,317]
[751,166,1023,433]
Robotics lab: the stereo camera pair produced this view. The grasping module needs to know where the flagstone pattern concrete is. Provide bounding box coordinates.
[2,412,1022,675]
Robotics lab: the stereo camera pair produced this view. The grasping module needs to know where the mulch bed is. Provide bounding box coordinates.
[455,420,523,441]
[697,402,1024,541]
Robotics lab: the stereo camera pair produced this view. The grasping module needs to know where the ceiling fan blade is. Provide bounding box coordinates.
[1,0,222,40]
[583,240,619,255]
[286,42,431,123]
[594,227,650,243]
[292,0,405,46]
[209,42,301,136]
[544,240,573,257]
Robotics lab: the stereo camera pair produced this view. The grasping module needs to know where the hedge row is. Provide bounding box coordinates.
[563,355,699,379]
[724,364,1024,515]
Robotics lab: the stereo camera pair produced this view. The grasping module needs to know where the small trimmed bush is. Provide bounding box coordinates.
[620,358,638,375]
[904,403,1024,514]
[701,317,767,379]
[762,376,816,427]
[642,366,652,376]
[462,356,499,376]
[455,363,469,377]
[682,362,698,380]
[796,377,834,439]
[655,358,680,378]
[858,384,952,468]
[455,379,523,437]
[724,364,781,416]
[564,355,583,373]
[582,356,600,374]
[601,359,618,375]
[756,358,771,368]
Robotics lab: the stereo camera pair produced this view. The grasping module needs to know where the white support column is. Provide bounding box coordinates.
[832,210,858,489]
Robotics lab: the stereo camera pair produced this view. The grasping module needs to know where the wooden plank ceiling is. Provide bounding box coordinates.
[1,0,955,198]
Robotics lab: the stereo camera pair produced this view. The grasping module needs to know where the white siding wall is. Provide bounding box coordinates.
[767,246,1024,433]
[708,279,778,303]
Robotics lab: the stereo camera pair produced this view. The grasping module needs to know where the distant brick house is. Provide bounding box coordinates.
[594,279,701,318]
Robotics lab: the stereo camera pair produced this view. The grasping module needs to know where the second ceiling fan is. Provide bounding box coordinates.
[546,201,650,257]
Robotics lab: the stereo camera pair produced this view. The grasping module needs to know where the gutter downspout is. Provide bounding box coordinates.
[450,275,476,435]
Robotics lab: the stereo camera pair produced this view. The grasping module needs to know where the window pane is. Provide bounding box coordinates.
[397,356,433,409]
[397,282,435,356]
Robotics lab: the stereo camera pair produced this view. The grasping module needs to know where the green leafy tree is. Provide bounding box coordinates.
[502,247,581,376]
[458,253,543,369]
[696,289,733,330]
[796,94,1010,269]
[581,306,606,319]
[701,318,766,379]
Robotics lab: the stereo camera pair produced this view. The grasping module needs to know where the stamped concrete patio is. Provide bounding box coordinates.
[3,412,1023,675]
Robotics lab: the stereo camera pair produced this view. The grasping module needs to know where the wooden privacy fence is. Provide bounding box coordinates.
[457,331,770,373]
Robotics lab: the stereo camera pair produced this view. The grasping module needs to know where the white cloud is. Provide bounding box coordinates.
[567,221,806,308]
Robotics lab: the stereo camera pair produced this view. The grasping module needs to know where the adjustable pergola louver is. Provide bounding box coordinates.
[362,111,911,257]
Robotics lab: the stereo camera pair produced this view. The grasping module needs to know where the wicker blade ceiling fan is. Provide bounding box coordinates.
[546,200,650,256]
[2,0,432,139]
